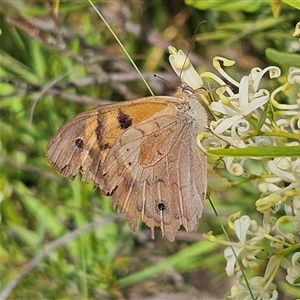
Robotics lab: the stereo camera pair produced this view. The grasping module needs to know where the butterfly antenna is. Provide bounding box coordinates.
[179,20,207,83]
[179,49,191,83]
[153,74,176,88]
[191,20,207,48]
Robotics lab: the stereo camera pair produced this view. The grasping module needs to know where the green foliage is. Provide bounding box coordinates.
[209,145,300,158]
[283,0,300,10]
[266,48,300,68]
[185,0,265,12]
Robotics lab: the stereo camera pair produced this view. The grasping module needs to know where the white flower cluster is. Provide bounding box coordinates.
[168,26,300,299]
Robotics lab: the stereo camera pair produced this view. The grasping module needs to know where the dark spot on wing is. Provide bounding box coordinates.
[118,109,132,129]
[74,137,85,149]
[156,200,167,212]
[95,119,104,141]
[100,142,111,150]
[95,118,107,149]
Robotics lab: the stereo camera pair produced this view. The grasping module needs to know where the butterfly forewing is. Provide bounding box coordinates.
[47,110,99,180]
[47,98,173,181]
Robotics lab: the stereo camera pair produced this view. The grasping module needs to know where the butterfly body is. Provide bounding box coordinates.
[47,86,207,241]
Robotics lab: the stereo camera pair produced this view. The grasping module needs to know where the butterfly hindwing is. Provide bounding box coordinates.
[100,97,207,241]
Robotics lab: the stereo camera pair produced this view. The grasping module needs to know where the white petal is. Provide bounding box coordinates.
[168,47,203,89]
[210,102,238,116]
[234,215,251,243]
[238,76,249,109]
[244,89,269,115]
[213,115,243,135]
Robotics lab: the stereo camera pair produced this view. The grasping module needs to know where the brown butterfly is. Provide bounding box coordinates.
[46,84,208,241]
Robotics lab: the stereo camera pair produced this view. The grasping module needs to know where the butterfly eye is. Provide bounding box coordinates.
[182,85,194,94]
[176,103,190,113]
[74,137,85,149]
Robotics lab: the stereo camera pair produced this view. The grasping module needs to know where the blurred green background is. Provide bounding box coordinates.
[0,0,299,299]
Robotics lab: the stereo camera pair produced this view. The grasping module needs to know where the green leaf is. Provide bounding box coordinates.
[208,146,300,157]
[0,50,42,85]
[266,48,300,68]
[118,240,218,287]
[185,0,265,12]
[282,0,300,10]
